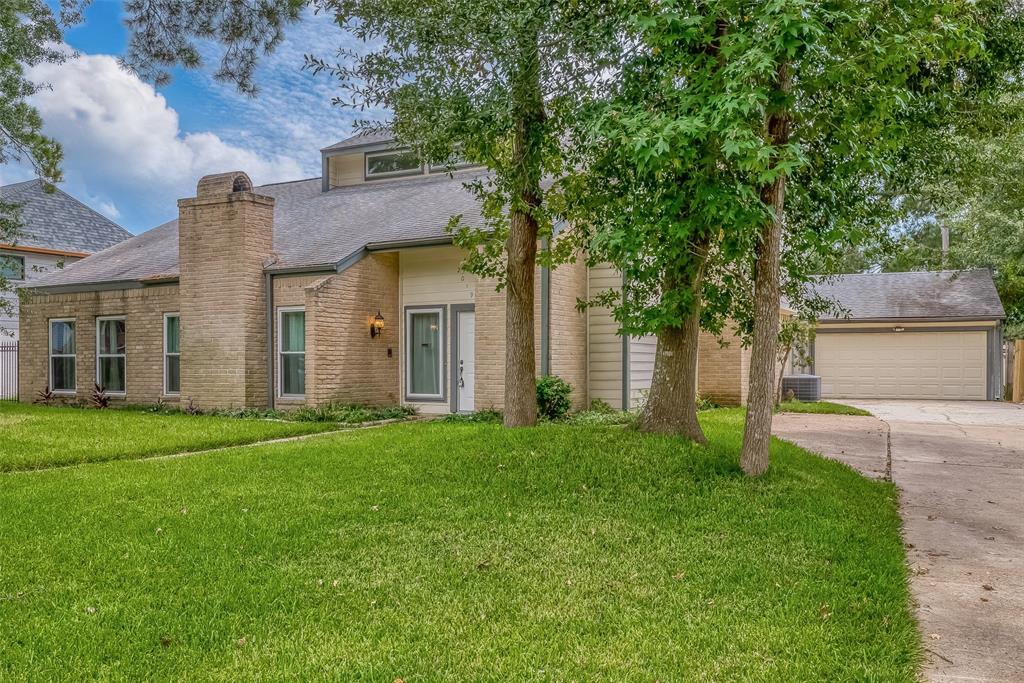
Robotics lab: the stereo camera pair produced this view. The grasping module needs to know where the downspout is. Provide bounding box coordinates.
[265,272,275,407]
[621,272,630,410]
[540,238,551,376]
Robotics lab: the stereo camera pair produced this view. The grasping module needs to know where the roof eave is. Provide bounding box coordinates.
[818,315,1005,324]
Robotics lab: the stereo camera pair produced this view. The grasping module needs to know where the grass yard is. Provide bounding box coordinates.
[0,401,338,471]
[777,400,872,416]
[0,408,919,681]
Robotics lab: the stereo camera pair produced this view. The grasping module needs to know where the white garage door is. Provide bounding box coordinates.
[816,331,987,400]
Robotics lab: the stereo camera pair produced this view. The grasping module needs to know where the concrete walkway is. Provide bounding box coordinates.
[774,400,1024,683]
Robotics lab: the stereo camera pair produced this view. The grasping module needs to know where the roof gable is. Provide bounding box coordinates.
[1,179,131,254]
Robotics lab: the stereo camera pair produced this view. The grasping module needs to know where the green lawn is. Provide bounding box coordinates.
[0,401,338,471]
[0,408,919,680]
[777,400,872,416]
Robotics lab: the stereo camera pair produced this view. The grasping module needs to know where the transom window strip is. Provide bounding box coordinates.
[164,314,180,395]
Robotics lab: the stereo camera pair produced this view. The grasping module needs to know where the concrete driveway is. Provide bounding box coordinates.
[774,400,1024,683]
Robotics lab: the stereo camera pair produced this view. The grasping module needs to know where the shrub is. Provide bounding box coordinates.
[587,398,615,413]
[89,384,110,409]
[536,375,572,421]
[34,386,56,406]
[289,403,414,424]
[442,409,503,424]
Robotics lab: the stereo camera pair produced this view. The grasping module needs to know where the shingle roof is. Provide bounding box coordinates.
[321,130,395,153]
[813,270,1005,321]
[28,169,487,290]
[1,179,131,254]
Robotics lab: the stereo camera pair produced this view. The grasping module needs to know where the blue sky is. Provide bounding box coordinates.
[2,1,383,234]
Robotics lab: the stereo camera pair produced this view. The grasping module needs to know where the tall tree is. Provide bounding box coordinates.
[565,12,764,442]
[1,0,65,332]
[732,0,996,475]
[570,0,1003,475]
[116,0,624,427]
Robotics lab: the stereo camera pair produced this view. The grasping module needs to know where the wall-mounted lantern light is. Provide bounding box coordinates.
[370,310,385,338]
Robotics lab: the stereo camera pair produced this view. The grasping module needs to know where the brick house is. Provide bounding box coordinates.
[18,133,752,412]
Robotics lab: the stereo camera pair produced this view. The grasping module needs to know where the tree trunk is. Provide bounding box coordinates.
[503,33,544,428]
[504,202,540,427]
[740,62,791,476]
[637,242,710,442]
[637,307,707,443]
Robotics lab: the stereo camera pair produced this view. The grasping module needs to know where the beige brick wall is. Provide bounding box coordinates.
[18,284,180,404]
[548,258,588,410]
[697,327,750,406]
[474,256,588,411]
[473,269,544,411]
[304,254,400,407]
[178,188,273,410]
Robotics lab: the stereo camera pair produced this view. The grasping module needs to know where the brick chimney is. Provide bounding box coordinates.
[177,171,274,409]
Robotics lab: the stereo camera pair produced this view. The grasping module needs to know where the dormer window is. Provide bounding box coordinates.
[365,149,422,179]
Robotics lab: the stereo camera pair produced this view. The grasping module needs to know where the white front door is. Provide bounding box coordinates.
[457,310,475,412]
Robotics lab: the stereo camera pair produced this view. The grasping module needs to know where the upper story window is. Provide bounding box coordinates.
[96,316,126,395]
[49,319,76,394]
[365,149,422,179]
[0,254,25,281]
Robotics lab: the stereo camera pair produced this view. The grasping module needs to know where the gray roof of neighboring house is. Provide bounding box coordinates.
[28,169,487,290]
[1,179,131,254]
[813,270,1005,321]
[321,130,395,153]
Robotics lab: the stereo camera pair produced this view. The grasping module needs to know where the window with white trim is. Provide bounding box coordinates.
[405,307,444,400]
[49,319,76,393]
[96,316,126,394]
[365,149,421,179]
[164,313,180,395]
[278,307,305,397]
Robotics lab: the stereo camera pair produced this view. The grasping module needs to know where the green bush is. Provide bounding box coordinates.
[289,403,414,424]
[442,409,503,424]
[536,375,572,420]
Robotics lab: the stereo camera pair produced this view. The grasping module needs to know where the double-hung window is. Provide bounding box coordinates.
[48,319,76,393]
[164,313,180,395]
[405,307,444,401]
[96,316,126,394]
[365,149,421,179]
[278,307,305,397]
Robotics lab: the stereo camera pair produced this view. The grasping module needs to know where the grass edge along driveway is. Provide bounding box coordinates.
[0,401,339,472]
[0,409,921,681]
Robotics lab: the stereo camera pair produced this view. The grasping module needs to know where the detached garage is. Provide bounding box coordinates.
[810,270,1005,401]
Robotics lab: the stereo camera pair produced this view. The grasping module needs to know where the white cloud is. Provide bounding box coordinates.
[27,51,307,231]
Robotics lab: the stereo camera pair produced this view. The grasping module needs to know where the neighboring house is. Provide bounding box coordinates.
[19,133,762,412]
[1,179,130,400]
[1,179,131,341]
[800,270,1005,400]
